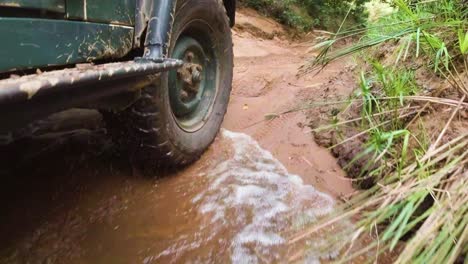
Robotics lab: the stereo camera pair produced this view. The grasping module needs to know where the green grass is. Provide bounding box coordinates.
[289,0,468,262]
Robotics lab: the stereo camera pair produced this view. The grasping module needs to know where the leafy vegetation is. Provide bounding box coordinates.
[239,0,368,31]
[291,0,468,262]
[239,0,315,31]
[301,0,368,30]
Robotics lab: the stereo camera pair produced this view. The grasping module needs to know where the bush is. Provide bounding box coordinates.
[300,0,369,31]
[240,0,368,32]
[241,0,315,31]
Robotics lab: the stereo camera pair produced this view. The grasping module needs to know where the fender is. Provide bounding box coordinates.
[134,0,236,61]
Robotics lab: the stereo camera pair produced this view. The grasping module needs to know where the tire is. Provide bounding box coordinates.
[104,0,233,172]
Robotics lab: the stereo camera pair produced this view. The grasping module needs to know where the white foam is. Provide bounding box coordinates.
[199,130,336,263]
[153,130,340,263]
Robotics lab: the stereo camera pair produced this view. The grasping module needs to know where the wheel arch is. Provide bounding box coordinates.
[133,0,236,49]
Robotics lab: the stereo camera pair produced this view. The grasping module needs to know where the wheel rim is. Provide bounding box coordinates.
[168,30,217,132]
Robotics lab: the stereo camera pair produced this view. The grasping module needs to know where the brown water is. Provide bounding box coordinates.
[0,10,358,263]
[0,128,350,263]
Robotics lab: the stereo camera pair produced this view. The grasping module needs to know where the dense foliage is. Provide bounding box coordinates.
[301,0,368,30]
[239,0,368,31]
[239,0,314,31]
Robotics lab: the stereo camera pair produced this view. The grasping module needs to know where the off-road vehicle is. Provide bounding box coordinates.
[0,0,235,171]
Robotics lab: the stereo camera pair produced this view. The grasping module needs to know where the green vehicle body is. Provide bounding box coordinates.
[0,0,236,133]
[0,0,135,72]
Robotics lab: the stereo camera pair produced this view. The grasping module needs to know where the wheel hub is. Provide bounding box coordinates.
[177,51,203,102]
[168,34,217,132]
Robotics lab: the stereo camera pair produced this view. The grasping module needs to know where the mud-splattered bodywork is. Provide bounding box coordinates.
[0,19,134,72]
[0,0,137,72]
[0,0,235,132]
[0,0,235,72]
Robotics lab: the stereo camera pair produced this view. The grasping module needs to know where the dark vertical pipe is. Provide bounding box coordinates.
[143,0,177,62]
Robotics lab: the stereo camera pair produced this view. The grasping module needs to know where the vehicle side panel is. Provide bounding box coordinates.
[0,0,65,13]
[66,0,135,25]
[0,18,133,72]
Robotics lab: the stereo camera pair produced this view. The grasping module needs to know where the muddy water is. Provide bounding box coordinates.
[139,130,341,263]
[0,129,345,263]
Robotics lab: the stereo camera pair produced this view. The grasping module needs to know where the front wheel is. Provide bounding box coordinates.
[104,0,233,172]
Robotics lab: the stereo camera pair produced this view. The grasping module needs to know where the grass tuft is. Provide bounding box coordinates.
[291,0,468,262]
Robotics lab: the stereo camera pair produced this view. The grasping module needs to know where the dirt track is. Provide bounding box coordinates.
[0,9,356,263]
[226,12,354,198]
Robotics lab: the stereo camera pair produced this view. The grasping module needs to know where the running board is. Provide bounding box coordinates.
[0,59,183,133]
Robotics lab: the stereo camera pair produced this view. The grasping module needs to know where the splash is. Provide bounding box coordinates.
[154,130,341,263]
[205,130,339,262]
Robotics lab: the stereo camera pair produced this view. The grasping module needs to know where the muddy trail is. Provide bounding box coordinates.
[0,9,358,264]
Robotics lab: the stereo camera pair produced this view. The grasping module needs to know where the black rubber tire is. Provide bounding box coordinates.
[104,0,233,172]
